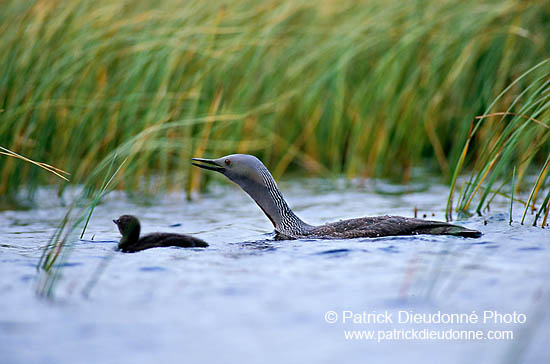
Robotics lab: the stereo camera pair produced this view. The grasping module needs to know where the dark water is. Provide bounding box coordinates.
[0,179,549,364]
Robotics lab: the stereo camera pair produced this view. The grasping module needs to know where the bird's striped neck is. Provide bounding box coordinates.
[241,163,312,238]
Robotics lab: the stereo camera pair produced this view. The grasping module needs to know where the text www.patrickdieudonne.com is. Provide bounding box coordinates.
[324,310,525,342]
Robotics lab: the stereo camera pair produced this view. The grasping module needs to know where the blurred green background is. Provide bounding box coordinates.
[1,0,549,202]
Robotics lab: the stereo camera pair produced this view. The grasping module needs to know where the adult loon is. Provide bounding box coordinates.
[113,215,208,252]
[191,154,481,240]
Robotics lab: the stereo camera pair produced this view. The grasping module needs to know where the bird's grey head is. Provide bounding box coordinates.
[192,154,287,227]
[191,154,270,188]
[192,154,310,234]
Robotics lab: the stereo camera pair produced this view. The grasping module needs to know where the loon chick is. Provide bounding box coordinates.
[192,154,482,240]
[113,215,208,252]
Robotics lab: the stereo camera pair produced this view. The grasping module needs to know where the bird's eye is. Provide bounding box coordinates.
[225,159,231,165]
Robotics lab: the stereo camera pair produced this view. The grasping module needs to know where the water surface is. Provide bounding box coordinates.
[1,179,549,364]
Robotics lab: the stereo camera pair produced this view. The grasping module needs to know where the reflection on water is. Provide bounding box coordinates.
[0,179,549,364]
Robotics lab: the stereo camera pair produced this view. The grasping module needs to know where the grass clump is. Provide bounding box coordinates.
[0,0,549,201]
[446,60,550,225]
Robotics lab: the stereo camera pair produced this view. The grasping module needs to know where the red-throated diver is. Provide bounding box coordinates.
[191,154,482,239]
[113,215,208,252]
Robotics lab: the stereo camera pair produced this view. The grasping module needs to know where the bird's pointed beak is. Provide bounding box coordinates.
[113,219,118,225]
[191,158,225,172]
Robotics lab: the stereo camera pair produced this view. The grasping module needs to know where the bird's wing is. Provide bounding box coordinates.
[310,216,480,238]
